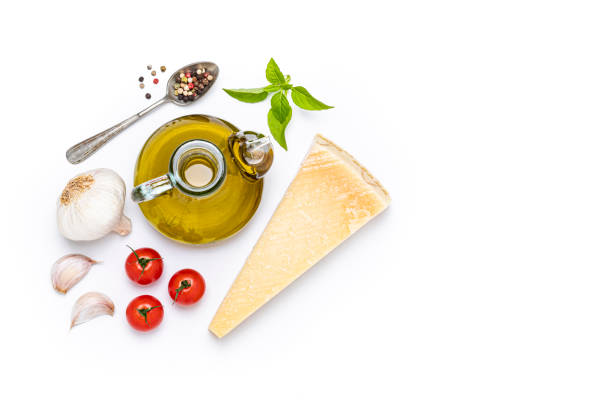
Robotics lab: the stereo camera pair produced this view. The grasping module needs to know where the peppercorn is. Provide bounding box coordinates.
[151,70,156,76]
[169,67,211,102]
[160,66,166,72]
[147,65,152,70]
[139,83,145,89]
[138,76,144,82]
[145,93,151,99]
[153,78,159,84]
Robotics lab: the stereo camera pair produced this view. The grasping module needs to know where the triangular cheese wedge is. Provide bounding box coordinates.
[209,135,391,338]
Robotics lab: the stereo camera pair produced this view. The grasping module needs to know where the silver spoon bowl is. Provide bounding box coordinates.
[66,61,219,164]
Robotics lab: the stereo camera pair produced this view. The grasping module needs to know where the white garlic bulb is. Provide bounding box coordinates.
[57,168,132,241]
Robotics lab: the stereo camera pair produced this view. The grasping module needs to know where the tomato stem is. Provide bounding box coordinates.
[127,245,162,277]
[137,305,162,325]
[174,279,192,303]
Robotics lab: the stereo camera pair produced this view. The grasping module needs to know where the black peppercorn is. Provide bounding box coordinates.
[178,94,184,100]
[138,76,144,82]
[145,93,151,99]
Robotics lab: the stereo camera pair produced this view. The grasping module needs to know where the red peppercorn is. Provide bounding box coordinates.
[153,78,159,84]
[188,83,194,89]
[186,72,191,78]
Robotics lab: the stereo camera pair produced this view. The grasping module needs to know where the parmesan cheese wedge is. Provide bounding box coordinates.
[209,135,391,338]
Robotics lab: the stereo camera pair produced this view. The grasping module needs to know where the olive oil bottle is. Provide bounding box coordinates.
[133,115,273,244]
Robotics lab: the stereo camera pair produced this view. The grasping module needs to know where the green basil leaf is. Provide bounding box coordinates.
[270,92,291,123]
[264,83,293,92]
[263,84,281,92]
[290,86,333,110]
[268,105,291,150]
[266,58,286,84]
[223,88,268,103]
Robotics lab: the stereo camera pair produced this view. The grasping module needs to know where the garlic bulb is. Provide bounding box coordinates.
[70,292,115,329]
[57,168,132,241]
[51,254,99,294]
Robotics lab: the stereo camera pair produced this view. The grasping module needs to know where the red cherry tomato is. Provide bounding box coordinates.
[125,246,163,285]
[168,269,206,305]
[126,295,164,332]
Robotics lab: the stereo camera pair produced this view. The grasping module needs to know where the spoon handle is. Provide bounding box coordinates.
[65,97,169,164]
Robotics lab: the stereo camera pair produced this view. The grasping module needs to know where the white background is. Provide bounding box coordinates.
[1,0,611,406]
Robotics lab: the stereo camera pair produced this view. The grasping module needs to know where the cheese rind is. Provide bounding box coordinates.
[209,135,390,338]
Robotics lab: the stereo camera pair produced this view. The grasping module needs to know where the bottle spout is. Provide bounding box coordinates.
[229,131,274,179]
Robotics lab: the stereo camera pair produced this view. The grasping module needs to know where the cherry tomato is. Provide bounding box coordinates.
[126,295,164,332]
[168,269,206,305]
[125,246,163,285]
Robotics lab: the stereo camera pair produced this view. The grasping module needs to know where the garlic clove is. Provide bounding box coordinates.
[70,292,115,329]
[51,254,99,294]
[112,214,132,236]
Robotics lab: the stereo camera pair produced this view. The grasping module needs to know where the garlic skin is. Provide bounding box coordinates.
[70,292,115,329]
[51,254,99,294]
[57,168,132,241]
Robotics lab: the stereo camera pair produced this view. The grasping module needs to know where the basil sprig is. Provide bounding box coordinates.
[223,58,333,150]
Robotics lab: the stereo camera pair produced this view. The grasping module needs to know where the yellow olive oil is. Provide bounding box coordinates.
[134,115,263,244]
[183,161,214,187]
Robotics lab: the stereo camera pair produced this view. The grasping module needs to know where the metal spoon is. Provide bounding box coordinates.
[65,62,219,164]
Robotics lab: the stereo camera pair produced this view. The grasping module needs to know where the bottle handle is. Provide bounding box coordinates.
[131,174,175,203]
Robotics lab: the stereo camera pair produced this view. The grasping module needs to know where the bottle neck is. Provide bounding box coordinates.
[170,140,226,197]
